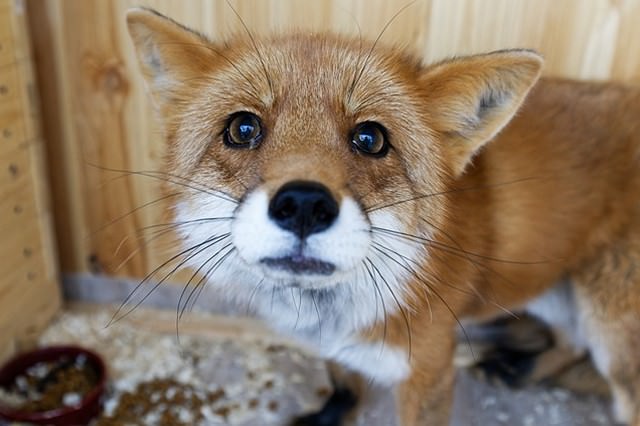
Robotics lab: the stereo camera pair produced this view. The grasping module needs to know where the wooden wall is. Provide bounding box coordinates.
[27,0,640,283]
[1,0,61,361]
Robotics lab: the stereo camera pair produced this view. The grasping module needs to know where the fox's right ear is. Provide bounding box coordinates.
[126,8,216,104]
[419,50,543,177]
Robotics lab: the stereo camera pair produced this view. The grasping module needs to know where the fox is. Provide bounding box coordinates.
[125,7,640,426]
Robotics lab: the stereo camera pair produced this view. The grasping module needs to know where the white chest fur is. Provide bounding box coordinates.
[327,340,410,385]
[255,291,410,386]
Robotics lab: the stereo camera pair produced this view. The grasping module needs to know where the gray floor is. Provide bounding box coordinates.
[59,275,616,425]
[320,371,614,426]
[182,327,616,426]
[450,372,613,426]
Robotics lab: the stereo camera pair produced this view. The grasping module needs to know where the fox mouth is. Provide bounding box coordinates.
[260,255,336,275]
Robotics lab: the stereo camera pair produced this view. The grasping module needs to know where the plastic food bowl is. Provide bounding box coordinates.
[0,345,107,425]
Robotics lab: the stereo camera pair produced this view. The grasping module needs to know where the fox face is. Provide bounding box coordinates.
[145,29,439,342]
[127,8,541,381]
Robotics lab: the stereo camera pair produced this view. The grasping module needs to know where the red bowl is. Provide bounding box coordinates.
[0,345,107,425]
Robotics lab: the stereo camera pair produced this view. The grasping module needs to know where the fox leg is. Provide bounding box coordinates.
[296,331,457,426]
[573,241,640,425]
[293,360,406,426]
[396,364,455,426]
[395,331,457,426]
[292,361,361,426]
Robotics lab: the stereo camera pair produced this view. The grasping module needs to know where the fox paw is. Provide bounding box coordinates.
[291,387,357,426]
[457,315,554,388]
[473,346,544,387]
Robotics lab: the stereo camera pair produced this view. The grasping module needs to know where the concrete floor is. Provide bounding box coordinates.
[450,372,612,426]
[34,301,615,426]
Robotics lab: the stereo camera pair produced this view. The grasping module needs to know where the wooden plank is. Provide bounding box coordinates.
[0,36,15,67]
[0,0,61,361]
[611,0,640,87]
[0,178,37,233]
[0,237,43,285]
[8,0,32,62]
[0,63,20,106]
[0,268,57,317]
[27,0,155,279]
[0,340,16,365]
[0,96,19,119]
[26,137,60,283]
[14,62,41,142]
[0,8,10,40]
[0,143,31,197]
[0,219,39,261]
[27,0,89,274]
[0,106,26,157]
[0,277,60,363]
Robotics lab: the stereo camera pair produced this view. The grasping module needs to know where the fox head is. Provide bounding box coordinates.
[127,8,541,338]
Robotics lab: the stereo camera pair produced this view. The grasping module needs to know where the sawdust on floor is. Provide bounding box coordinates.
[16,304,616,426]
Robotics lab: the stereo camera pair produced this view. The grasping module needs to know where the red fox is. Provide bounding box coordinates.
[126,8,640,425]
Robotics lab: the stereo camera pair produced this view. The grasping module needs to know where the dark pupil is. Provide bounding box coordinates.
[358,129,377,151]
[238,119,255,141]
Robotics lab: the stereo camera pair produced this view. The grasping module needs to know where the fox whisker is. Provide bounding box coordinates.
[89,192,182,239]
[108,232,230,326]
[371,227,519,318]
[364,176,541,213]
[371,226,547,265]
[365,256,413,360]
[347,0,418,106]
[361,259,389,356]
[293,287,305,331]
[88,163,240,203]
[179,243,236,321]
[372,242,477,361]
[113,217,234,270]
[176,238,233,320]
[310,291,323,345]
[245,278,266,316]
[224,0,274,98]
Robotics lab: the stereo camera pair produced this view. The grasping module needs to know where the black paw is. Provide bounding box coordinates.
[465,315,554,388]
[292,388,357,426]
[474,347,541,387]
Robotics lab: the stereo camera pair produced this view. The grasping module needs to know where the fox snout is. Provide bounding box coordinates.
[261,180,341,276]
[268,180,340,239]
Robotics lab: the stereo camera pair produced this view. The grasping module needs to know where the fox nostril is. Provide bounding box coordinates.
[274,196,297,220]
[268,181,339,238]
[313,200,331,222]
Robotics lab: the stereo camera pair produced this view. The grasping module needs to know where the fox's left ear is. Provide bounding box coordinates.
[420,50,543,176]
[126,8,217,108]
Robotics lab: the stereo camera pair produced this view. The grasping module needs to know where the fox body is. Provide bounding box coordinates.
[127,9,640,425]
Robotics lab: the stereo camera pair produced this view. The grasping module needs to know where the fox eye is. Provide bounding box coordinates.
[224,112,263,148]
[351,122,388,157]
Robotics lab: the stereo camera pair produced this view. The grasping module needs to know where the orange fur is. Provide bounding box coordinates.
[127,9,640,425]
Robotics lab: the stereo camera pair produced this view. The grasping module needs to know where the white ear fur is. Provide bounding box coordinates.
[421,50,543,176]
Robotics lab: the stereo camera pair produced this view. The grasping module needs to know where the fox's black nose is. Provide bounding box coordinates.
[269,181,339,238]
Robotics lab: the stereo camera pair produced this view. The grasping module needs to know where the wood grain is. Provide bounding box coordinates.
[26,0,640,285]
[0,0,61,362]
